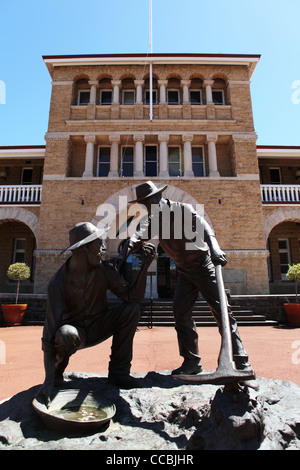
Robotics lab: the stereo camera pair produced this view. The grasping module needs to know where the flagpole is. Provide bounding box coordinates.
[149,0,153,121]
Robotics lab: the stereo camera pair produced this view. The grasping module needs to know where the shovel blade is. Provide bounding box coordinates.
[174,364,255,386]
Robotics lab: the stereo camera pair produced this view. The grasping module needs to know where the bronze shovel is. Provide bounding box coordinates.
[173,264,255,385]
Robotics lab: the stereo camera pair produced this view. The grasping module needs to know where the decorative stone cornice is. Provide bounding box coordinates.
[84,135,96,143]
[203,80,214,87]
[206,134,218,143]
[182,134,193,143]
[133,134,145,142]
[109,134,121,143]
[232,133,258,143]
[158,134,169,142]
[111,80,121,86]
[45,134,70,142]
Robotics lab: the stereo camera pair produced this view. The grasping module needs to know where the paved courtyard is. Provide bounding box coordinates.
[0,324,300,402]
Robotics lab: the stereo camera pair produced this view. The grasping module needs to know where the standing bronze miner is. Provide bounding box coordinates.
[117,181,257,388]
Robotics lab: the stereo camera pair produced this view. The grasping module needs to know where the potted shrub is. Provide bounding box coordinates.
[284,263,300,326]
[1,263,31,326]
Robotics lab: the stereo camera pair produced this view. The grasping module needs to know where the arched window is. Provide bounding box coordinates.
[167,78,181,105]
[73,78,90,105]
[190,78,203,105]
[122,78,135,105]
[212,78,227,105]
[99,78,112,105]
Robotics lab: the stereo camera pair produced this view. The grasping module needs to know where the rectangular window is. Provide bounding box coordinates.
[100,90,112,105]
[78,90,90,105]
[145,146,157,177]
[270,167,281,184]
[192,147,205,177]
[121,147,134,177]
[122,90,135,105]
[21,168,33,184]
[168,147,181,177]
[13,238,26,264]
[167,90,180,105]
[190,90,202,105]
[212,89,225,105]
[278,239,291,281]
[98,147,110,177]
[145,90,157,104]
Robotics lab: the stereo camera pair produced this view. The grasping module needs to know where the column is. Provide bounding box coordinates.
[181,80,191,104]
[158,134,169,178]
[83,135,96,177]
[158,80,168,103]
[88,81,98,105]
[134,135,145,177]
[181,79,192,119]
[87,81,98,119]
[206,135,220,177]
[203,80,214,104]
[108,134,120,177]
[204,79,215,119]
[112,80,121,104]
[134,80,144,104]
[182,135,194,177]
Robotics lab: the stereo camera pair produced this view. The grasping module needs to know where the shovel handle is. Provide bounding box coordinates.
[215,264,234,367]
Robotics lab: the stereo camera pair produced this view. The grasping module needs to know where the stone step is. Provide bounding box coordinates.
[139,300,278,327]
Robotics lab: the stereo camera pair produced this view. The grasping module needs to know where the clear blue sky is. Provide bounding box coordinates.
[0,0,299,146]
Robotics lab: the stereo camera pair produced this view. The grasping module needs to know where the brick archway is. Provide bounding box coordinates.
[264,207,300,240]
[0,207,39,240]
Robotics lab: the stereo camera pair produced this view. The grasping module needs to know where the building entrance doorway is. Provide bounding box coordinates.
[156,244,177,298]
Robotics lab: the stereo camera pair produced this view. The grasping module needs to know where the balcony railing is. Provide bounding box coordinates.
[261,184,300,203]
[0,185,42,204]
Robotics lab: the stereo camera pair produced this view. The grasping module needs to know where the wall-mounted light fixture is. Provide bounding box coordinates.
[0,169,7,180]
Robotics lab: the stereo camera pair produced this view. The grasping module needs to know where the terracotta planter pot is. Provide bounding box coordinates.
[284,303,300,327]
[1,304,27,326]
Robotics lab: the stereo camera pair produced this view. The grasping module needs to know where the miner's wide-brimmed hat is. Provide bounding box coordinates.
[129,181,167,203]
[61,222,109,254]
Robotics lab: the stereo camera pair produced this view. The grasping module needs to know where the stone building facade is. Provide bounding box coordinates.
[0,53,299,297]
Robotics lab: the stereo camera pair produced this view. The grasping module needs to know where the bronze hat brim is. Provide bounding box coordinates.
[61,226,109,254]
[129,184,167,204]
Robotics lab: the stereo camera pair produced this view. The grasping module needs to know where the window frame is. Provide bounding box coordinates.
[122,90,135,105]
[212,89,225,105]
[13,238,26,264]
[191,146,206,177]
[77,89,90,106]
[145,89,157,105]
[100,89,112,105]
[144,145,158,177]
[269,167,282,184]
[278,238,291,281]
[120,146,134,177]
[190,89,203,105]
[168,146,182,177]
[167,89,180,105]
[21,167,33,185]
[97,146,111,178]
